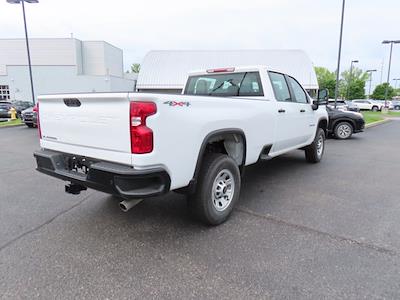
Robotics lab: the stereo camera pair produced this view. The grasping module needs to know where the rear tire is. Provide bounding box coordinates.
[26,123,34,128]
[334,122,353,140]
[372,106,379,112]
[305,128,325,163]
[188,153,241,226]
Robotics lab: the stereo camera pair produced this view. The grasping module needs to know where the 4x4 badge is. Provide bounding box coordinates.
[163,101,190,107]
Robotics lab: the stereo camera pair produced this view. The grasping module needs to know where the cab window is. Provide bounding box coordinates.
[184,72,264,97]
[288,76,308,104]
[268,72,291,102]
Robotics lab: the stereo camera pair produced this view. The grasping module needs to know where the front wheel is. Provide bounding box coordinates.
[305,128,325,163]
[188,153,241,225]
[334,122,353,139]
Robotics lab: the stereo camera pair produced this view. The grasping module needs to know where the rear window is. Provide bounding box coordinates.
[0,103,11,109]
[184,72,264,97]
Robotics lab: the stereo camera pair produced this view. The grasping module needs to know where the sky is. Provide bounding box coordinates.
[1,0,399,90]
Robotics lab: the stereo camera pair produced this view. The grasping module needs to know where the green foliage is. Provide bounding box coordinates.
[371,83,395,100]
[340,67,368,100]
[130,63,141,73]
[314,67,336,98]
[314,66,368,100]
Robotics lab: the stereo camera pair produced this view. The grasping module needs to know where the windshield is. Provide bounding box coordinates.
[184,72,264,97]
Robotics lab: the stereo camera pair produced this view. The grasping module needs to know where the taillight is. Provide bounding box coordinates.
[34,103,41,139]
[130,101,156,154]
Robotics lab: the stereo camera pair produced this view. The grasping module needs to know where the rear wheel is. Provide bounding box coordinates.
[305,128,325,163]
[334,122,353,140]
[395,105,400,110]
[188,153,241,225]
[26,123,34,128]
[372,106,379,112]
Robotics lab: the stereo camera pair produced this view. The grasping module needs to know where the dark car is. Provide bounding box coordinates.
[12,101,34,116]
[0,101,13,119]
[21,105,38,127]
[326,106,365,139]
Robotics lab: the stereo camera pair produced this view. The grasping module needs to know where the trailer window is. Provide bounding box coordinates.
[184,72,264,97]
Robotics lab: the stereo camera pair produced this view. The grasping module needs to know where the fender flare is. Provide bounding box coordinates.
[331,118,356,132]
[185,128,247,194]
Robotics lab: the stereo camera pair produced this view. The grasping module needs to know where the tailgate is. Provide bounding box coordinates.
[39,93,132,165]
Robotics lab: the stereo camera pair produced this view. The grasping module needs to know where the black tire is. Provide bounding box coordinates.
[395,106,400,110]
[334,121,353,140]
[305,128,325,163]
[188,153,241,225]
[26,123,34,128]
[372,106,379,112]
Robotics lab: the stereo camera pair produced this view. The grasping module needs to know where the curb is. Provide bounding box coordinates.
[0,123,25,129]
[365,118,392,129]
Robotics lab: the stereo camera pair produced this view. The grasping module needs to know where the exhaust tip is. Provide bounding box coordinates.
[119,202,129,212]
[119,199,143,212]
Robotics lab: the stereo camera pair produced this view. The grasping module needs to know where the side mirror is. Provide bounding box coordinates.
[312,89,329,110]
[317,89,329,104]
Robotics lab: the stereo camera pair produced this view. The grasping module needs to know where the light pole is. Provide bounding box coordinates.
[382,40,400,106]
[346,60,358,100]
[334,0,346,108]
[7,0,38,105]
[393,78,400,90]
[366,69,377,99]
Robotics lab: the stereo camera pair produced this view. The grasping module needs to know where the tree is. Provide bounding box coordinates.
[130,63,141,73]
[340,67,369,100]
[371,83,395,100]
[315,67,336,99]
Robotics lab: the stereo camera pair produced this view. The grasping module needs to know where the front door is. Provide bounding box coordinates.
[268,72,304,152]
[286,75,315,144]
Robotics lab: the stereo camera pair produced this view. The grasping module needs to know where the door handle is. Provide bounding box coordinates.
[278,109,286,113]
[300,109,306,113]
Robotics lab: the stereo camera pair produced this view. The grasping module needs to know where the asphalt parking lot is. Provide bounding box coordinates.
[1,121,400,299]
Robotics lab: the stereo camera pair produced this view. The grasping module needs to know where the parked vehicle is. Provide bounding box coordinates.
[327,99,348,110]
[12,100,34,116]
[326,106,365,139]
[21,104,38,127]
[352,99,383,111]
[0,101,13,119]
[392,100,400,110]
[345,101,360,112]
[34,66,329,225]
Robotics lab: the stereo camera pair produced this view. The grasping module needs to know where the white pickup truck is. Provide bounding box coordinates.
[34,66,328,225]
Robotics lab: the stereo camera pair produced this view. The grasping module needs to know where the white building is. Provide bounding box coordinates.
[136,50,318,95]
[0,38,137,102]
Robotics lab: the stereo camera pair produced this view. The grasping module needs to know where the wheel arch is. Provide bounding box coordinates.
[317,118,328,135]
[184,128,247,194]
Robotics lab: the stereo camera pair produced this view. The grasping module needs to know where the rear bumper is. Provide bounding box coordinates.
[33,149,170,199]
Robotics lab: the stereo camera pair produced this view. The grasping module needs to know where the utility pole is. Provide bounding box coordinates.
[346,60,358,100]
[366,69,377,99]
[334,0,346,108]
[382,40,400,106]
[7,0,39,104]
